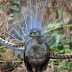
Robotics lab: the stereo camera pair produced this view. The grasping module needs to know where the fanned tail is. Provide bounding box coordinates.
[0,0,49,51]
[21,0,48,35]
[0,0,48,42]
[50,50,72,59]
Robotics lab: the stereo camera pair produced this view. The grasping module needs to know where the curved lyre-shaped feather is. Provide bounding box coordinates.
[0,38,25,51]
[50,50,72,59]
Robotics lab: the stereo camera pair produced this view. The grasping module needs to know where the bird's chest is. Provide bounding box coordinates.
[24,40,49,64]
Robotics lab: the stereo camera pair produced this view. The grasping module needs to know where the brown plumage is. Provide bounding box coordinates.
[24,28,50,72]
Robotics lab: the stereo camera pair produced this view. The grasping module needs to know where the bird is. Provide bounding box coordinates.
[24,28,50,72]
[0,28,72,72]
[0,0,72,72]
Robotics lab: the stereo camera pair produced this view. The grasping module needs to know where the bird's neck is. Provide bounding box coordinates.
[32,36,42,44]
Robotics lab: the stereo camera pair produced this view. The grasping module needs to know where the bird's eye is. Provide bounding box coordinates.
[30,32,32,35]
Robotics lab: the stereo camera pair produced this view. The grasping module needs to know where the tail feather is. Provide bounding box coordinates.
[50,50,72,59]
[0,0,49,42]
[21,0,48,34]
[0,38,25,51]
[0,14,25,41]
[0,28,21,41]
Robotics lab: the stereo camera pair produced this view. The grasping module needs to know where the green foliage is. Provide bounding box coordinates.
[58,59,71,71]
[45,20,72,71]
[10,0,21,5]
[10,5,21,12]
[0,46,4,53]
[10,0,21,12]
[0,49,3,53]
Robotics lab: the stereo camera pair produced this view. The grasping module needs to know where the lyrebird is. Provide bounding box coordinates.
[0,0,72,72]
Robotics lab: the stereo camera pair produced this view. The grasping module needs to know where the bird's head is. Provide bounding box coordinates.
[29,28,41,38]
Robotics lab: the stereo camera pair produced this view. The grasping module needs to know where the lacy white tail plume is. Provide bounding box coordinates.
[0,0,48,40]
[0,0,49,50]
